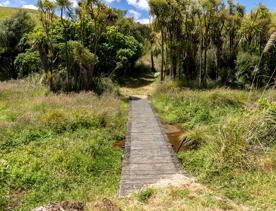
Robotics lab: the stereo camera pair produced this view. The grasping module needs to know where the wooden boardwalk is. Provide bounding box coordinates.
[119,97,184,196]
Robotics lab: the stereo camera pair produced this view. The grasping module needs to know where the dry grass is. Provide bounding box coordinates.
[0,80,121,126]
[88,175,249,211]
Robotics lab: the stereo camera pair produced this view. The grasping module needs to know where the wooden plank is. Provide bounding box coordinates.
[119,97,184,196]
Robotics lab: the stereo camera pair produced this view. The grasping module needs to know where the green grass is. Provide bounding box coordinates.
[0,6,39,22]
[151,81,276,209]
[0,80,128,210]
[137,188,155,203]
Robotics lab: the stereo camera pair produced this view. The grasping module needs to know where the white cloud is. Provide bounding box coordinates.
[0,3,3,6]
[104,0,121,4]
[1,0,10,6]
[137,18,149,24]
[127,9,141,19]
[22,4,38,10]
[105,0,115,3]
[126,0,149,11]
[70,0,78,8]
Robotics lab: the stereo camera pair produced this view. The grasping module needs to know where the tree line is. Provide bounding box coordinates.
[0,0,149,92]
[149,0,276,88]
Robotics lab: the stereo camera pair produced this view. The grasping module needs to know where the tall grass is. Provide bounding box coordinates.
[0,80,128,210]
[151,82,276,209]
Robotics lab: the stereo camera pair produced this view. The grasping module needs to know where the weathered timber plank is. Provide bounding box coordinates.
[119,97,184,196]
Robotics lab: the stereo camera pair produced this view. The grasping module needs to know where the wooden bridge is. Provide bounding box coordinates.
[119,96,185,196]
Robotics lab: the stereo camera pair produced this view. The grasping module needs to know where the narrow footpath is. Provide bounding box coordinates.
[119,96,185,196]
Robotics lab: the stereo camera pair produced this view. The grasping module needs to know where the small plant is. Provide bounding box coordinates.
[137,188,155,203]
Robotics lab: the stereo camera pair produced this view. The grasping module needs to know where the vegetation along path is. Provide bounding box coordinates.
[120,96,187,196]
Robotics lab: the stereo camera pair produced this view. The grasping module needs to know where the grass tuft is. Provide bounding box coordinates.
[151,81,276,209]
[137,188,155,203]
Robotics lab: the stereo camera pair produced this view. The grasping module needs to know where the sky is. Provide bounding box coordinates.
[0,0,275,24]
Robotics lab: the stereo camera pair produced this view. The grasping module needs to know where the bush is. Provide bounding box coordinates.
[40,109,68,132]
[98,26,143,74]
[91,77,119,96]
[235,51,259,88]
[14,50,42,78]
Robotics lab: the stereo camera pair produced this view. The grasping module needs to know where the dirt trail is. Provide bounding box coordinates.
[119,73,158,97]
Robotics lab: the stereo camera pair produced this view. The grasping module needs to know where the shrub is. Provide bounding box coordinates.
[91,77,119,96]
[235,51,259,88]
[40,109,68,132]
[14,50,42,78]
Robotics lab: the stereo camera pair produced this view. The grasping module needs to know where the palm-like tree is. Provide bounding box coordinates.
[56,0,72,91]
[37,0,56,90]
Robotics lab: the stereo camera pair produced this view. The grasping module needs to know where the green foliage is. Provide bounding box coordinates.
[1,1,147,91]
[98,26,143,73]
[0,81,128,210]
[56,40,97,91]
[14,50,42,77]
[149,0,275,88]
[90,77,119,95]
[0,11,35,79]
[235,51,259,87]
[152,85,276,209]
[137,188,155,203]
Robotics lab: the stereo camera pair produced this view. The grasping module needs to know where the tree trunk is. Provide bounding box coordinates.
[38,46,53,91]
[215,43,221,81]
[150,50,155,72]
[198,37,203,87]
[161,28,165,82]
[202,45,207,88]
[172,55,177,80]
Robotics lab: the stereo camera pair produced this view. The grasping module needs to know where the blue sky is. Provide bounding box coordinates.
[0,0,275,24]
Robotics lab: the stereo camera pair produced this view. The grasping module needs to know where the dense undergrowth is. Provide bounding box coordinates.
[151,81,276,209]
[0,80,128,210]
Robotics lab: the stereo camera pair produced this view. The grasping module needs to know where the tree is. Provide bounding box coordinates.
[0,11,34,79]
[37,0,56,90]
[150,0,173,81]
[56,0,73,90]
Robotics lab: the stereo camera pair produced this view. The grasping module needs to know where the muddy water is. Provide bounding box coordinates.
[162,124,186,152]
[113,140,125,149]
[113,124,185,152]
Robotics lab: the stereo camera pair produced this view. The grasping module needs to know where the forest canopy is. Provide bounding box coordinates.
[0,0,276,91]
[0,1,147,92]
[149,0,276,88]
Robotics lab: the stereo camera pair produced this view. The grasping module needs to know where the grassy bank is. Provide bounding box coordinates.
[151,82,276,209]
[0,7,39,21]
[0,80,128,210]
